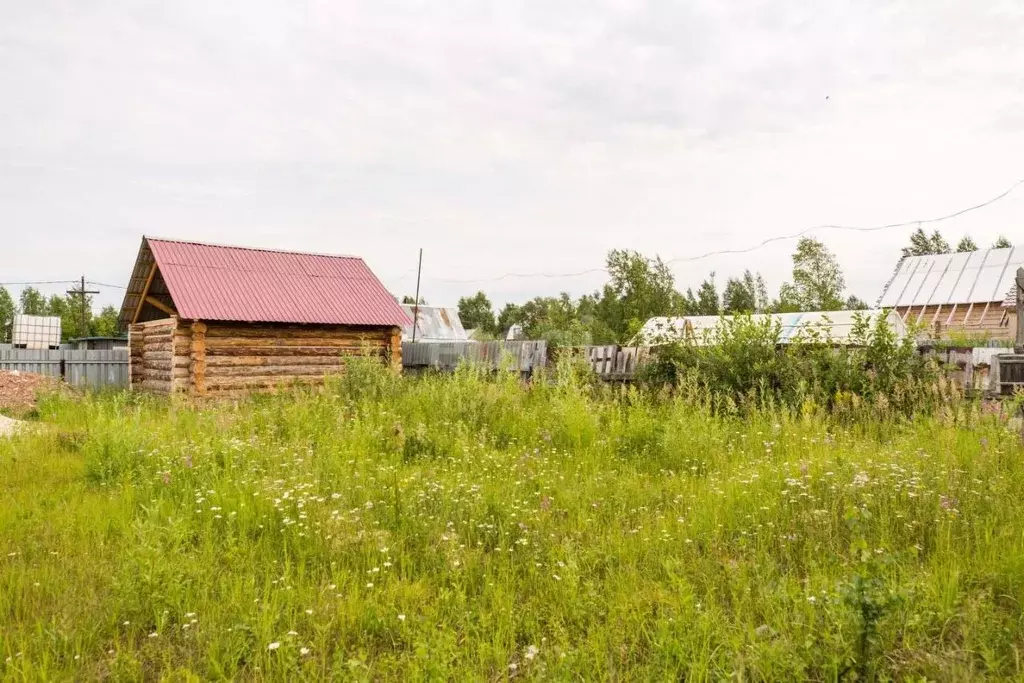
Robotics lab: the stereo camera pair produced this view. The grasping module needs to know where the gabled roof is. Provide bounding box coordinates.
[876,246,1022,309]
[400,305,468,342]
[118,237,410,328]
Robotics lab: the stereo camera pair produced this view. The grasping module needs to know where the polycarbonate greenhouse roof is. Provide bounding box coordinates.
[634,310,908,346]
[876,246,1021,309]
[400,305,468,342]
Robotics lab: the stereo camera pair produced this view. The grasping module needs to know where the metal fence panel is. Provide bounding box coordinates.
[0,348,129,388]
[402,341,547,373]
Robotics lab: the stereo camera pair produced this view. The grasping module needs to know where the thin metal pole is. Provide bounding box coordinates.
[67,275,98,339]
[411,248,423,343]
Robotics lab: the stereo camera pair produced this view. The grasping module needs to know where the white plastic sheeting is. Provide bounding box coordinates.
[877,246,1021,308]
[11,315,61,350]
[634,310,908,346]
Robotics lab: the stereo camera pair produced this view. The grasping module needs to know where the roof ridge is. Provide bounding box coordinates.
[144,235,363,260]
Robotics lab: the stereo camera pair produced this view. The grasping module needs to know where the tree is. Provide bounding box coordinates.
[956,236,978,252]
[692,273,719,316]
[723,270,768,314]
[594,249,686,341]
[91,306,120,337]
[495,303,522,338]
[845,294,869,310]
[401,295,427,305]
[0,287,14,342]
[457,292,495,334]
[19,287,47,315]
[902,228,950,258]
[779,237,845,311]
[994,235,1012,249]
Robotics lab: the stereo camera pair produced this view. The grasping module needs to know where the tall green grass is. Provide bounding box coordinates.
[1,360,1023,680]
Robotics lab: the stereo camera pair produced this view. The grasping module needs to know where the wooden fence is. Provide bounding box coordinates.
[0,346,129,389]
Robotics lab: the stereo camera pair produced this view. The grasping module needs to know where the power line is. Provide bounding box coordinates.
[0,280,79,287]
[430,177,1024,284]
[85,280,127,289]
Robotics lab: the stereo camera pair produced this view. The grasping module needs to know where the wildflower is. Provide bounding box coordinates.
[807,596,816,604]
[305,609,313,615]
[300,647,310,656]
[148,632,159,638]
[287,630,298,636]
[553,574,562,581]
[398,614,406,622]
[525,644,539,660]
[366,582,374,588]
[268,642,281,651]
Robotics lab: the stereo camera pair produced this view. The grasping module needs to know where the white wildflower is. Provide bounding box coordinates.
[268,642,280,651]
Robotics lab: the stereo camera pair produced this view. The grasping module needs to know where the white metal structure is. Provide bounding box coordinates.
[11,315,62,350]
[877,247,1021,309]
[634,310,907,346]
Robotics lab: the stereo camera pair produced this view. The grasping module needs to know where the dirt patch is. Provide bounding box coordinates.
[0,370,58,416]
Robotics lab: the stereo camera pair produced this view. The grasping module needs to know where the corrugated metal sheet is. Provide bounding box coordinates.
[877,246,1022,308]
[121,238,410,327]
[635,310,908,346]
[0,348,128,388]
[402,340,546,371]
[400,305,468,342]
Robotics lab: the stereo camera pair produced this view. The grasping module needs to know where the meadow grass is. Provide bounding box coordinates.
[1,361,1024,680]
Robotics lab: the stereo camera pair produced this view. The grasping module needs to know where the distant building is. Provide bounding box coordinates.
[400,305,468,343]
[876,246,1022,340]
[67,336,128,351]
[11,315,61,350]
[634,310,907,346]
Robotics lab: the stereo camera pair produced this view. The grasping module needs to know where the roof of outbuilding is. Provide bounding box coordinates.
[876,246,1022,309]
[634,310,908,346]
[119,237,410,327]
[399,305,468,342]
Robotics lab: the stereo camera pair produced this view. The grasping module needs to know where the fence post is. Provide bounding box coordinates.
[1016,267,1023,354]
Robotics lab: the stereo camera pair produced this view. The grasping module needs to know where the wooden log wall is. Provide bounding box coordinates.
[197,322,399,395]
[128,317,190,394]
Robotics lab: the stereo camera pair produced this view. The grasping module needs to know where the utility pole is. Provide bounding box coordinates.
[67,275,99,339]
[411,249,423,343]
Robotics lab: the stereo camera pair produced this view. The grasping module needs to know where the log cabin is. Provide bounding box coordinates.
[118,237,410,396]
[876,246,1022,342]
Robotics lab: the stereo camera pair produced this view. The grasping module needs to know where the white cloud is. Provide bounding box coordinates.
[1,0,1023,311]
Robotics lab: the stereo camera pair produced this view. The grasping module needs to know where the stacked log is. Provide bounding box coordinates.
[199,322,393,395]
[129,317,185,395]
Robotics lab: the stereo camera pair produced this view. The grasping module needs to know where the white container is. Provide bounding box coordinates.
[11,315,62,349]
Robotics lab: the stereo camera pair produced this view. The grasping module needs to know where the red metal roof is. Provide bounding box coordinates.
[145,238,410,326]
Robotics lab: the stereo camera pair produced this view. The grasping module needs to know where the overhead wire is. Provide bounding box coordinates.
[430,177,1024,284]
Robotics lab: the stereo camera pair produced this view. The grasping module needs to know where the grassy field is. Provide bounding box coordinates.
[2,361,1024,680]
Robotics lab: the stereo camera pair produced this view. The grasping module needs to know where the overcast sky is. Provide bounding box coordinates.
[2,1,1024,314]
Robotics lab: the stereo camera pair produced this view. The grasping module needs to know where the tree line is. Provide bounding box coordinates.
[0,286,120,343]
[456,230,1014,345]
